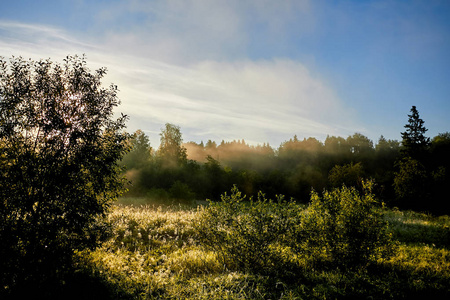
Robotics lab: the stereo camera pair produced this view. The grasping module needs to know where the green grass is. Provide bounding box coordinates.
[62,201,450,299]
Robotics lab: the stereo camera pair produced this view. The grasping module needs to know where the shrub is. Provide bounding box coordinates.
[298,181,395,268]
[169,180,195,203]
[195,186,302,277]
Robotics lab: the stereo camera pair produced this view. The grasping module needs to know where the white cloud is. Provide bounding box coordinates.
[0,20,97,59]
[95,55,359,146]
[90,0,314,64]
[0,19,359,147]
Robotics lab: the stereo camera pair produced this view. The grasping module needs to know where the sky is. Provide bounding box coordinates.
[1,0,449,148]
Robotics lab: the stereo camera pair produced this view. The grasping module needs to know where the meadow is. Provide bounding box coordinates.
[64,191,450,300]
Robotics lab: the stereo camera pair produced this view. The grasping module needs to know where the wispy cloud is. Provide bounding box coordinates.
[0,5,359,147]
[0,20,97,58]
[91,0,314,64]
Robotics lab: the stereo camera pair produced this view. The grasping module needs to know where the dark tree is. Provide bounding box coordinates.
[328,162,364,188]
[393,156,429,210]
[400,106,430,160]
[347,133,374,155]
[373,136,400,201]
[429,133,450,214]
[394,106,431,211]
[121,129,152,170]
[0,55,128,291]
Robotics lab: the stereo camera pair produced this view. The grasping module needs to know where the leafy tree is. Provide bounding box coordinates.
[376,135,400,152]
[430,132,450,170]
[324,135,350,154]
[205,139,217,149]
[0,55,128,290]
[393,157,429,210]
[373,136,400,200]
[121,129,152,170]
[347,133,374,155]
[328,162,364,188]
[158,123,187,168]
[203,155,226,199]
[429,133,450,214]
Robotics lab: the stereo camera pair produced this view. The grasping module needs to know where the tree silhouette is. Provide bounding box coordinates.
[121,129,152,170]
[394,106,431,211]
[400,106,430,160]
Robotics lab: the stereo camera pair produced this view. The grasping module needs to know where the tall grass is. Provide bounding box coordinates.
[75,204,270,299]
[69,193,450,299]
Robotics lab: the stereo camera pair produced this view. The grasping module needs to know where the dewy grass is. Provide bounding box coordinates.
[384,208,450,247]
[72,195,450,299]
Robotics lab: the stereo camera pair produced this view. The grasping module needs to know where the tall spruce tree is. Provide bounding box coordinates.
[400,106,430,160]
[394,106,431,211]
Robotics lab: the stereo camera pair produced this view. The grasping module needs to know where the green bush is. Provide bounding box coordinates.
[195,186,302,277]
[298,181,395,268]
[0,55,128,292]
[169,181,196,203]
[196,183,395,276]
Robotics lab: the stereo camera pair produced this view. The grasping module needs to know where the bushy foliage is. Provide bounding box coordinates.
[121,129,152,170]
[117,183,397,274]
[394,157,429,210]
[50,205,449,299]
[328,162,364,188]
[195,186,303,277]
[298,181,395,268]
[0,55,128,291]
[196,183,394,276]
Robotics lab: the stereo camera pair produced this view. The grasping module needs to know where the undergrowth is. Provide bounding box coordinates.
[10,187,448,299]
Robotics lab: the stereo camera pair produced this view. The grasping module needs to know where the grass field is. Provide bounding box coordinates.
[63,197,450,300]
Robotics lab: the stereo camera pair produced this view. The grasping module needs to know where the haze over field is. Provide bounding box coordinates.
[1,0,449,147]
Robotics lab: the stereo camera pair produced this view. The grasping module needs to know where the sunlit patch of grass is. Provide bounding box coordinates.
[106,204,198,252]
[166,248,223,277]
[76,245,269,299]
[382,243,450,291]
[77,247,173,299]
[74,204,235,299]
[72,204,450,299]
[117,196,197,207]
[389,244,450,271]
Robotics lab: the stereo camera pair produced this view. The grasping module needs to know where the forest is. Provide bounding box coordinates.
[121,109,450,215]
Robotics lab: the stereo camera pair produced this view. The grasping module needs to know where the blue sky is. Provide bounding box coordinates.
[1,0,449,148]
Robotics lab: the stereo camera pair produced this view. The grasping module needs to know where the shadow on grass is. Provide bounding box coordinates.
[388,220,450,248]
[2,270,134,300]
[288,262,450,300]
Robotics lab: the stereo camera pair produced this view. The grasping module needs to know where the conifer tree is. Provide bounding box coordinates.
[394,106,431,211]
[400,106,430,160]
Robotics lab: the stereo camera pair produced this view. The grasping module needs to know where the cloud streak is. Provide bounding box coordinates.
[0,14,359,147]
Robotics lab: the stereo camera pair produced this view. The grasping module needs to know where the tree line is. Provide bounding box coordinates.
[122,107,450,215]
